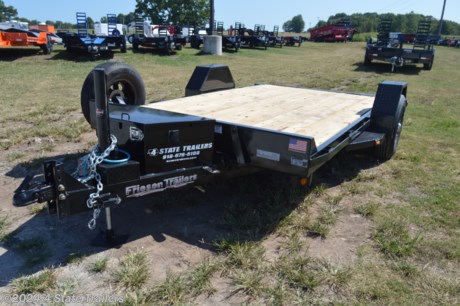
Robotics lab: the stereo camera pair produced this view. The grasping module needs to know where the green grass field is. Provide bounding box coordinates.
[0,42,459,304]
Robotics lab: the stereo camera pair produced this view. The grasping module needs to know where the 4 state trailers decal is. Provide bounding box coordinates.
[147,142,213,163]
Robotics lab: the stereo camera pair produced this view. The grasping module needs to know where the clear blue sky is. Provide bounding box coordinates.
[6,0,458,29]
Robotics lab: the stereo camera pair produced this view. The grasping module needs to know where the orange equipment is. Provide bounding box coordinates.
[0,28,53,54]
[29,25,56,33]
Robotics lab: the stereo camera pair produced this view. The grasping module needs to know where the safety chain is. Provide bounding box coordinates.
[73,135,118,230]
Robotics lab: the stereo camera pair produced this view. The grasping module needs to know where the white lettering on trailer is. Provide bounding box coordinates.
[182,143,213,151]
[290,157,308,168]
[159,147,181,154]
[148,143,213,162]
[256,149,280,162]
[125,174,198,198]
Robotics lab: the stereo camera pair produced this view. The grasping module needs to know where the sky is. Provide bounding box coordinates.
[5,0,459,30]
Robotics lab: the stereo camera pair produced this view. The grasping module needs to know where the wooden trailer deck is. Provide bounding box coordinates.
[144,85,375,147]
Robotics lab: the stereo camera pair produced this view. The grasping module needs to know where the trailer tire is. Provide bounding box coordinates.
[41,44,51,54]
[120,36,127,53]
[423,60,433,70]
[80,62,146,124]
[41,36,53,54]
[167,42,175,55]
[364,52,372,66]
[374,96,407,160]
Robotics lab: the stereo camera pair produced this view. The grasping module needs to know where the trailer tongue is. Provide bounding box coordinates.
[13,63,407,242]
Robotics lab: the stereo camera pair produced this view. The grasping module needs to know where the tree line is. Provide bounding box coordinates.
[0,0,208,29]
[2,0,459,35]
[314,12,460,35]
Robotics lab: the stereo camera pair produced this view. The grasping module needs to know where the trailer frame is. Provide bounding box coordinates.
[62,13,127,60]
[0,28,52,54]
[236,23,269,50]
[13,63,408,243]
[128,17,185,54]
[364,18,435,71]
[216,22,241,51]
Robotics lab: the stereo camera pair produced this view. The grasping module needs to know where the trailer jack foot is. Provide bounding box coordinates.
[90,207,129,248]
[90,231,129,248]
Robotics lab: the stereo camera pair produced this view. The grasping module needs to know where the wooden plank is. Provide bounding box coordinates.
[143,85,374,147]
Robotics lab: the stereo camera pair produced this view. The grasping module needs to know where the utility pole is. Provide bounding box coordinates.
[209,0,214,35]
[438,0,447,36]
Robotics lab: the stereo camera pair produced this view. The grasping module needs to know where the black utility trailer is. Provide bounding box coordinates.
[128,18,184,54]
[13,63,407,241]
[237,23,269,50]
[283,36,303,47]
[216,22,241,51]
[365,18,435,71]
[188,26,205,49]
[63,13,127,60]
[266,26,284,48]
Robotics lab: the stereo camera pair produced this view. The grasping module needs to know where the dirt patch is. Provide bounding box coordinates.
[306,200,372,263]
[0,136,375,303]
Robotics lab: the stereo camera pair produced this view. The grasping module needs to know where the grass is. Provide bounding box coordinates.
[186,259,219,296]
[354,201,379,217]
[122,259,219,305]
[14,237,50,267]
[27,203,47,215]
[149,272,187,305]
[276,256,325,291]
[373,219,419,258]
[12,268,57,294]
[65,251,86,265]
[0,211,8,237]
[90,256,109,273]
[1,42,460,304]
[113,249,149,290]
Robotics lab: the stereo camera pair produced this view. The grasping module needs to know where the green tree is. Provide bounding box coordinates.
[404,12,417,33]
[87,16,94,29]
[135,0,210,25]
[311,12,460,35]
[124,12,137,24]
[0,0,17,21]
[117,13,125,24]
[62,22,73,30]
[283,14,305,33]
[116,13,136,24]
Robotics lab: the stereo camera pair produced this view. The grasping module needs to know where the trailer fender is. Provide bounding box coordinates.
[81,62,146,125]
[369,81,408,160]
[185,64,235,97]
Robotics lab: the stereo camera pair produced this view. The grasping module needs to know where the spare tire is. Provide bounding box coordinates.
[80,62,146,125]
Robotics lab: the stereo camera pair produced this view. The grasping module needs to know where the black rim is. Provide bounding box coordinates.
[393,109,405,151]
[108,80,136,104]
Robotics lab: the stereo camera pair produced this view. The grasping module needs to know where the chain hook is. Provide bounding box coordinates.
[72,135,118,230]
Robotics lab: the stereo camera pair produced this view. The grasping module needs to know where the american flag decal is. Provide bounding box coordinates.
[288,138,308,153]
